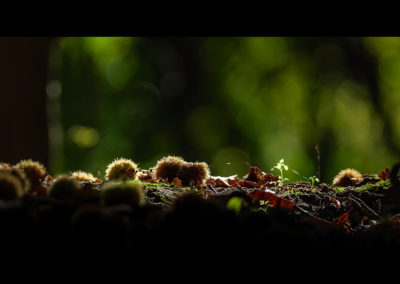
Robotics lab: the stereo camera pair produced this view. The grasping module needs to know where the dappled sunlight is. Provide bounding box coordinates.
[43,37,400,183]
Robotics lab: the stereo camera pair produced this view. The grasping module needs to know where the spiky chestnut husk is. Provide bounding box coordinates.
[178,161,210,186]
[105,158,138,181]
[153,156,186,182]
[100,181,144,208]
[71,170,98,182]
[49,175,83,200]
[0,164,30,194]
[332,168,363,187]
[9,167,30,194]
[0,172,24,200]
[15,159,47,189]
[0,163,12,171]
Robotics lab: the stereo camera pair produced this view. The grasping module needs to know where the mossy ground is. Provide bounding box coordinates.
[2,161,400,255]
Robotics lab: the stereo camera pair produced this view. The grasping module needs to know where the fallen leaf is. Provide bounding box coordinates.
[199,188,213,199]
[171,177,182,188]
[205,179,217,187]
[249,189,294,209]
[243,166,280,187]
[244,167,265,182]
[331,212,351,233]
[379,168,390,180]
[227,176,239,187]
[208,175,238,188]
[239,180,258,188]
[329,197,341,208]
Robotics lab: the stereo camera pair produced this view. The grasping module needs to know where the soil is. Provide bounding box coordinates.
[2,164,400,263]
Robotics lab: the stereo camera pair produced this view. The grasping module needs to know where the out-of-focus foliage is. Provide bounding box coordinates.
[49,37,400,183]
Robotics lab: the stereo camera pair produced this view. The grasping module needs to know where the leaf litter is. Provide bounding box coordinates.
[135,162,400,237]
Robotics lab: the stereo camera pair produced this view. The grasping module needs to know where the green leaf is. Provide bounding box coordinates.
[226,197,243,215]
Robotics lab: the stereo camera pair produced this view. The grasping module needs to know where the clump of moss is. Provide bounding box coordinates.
[100,181,144,208]
[71,170,98,182]
[333,168,363,187]
[153,156,186,182]
[48,175,83,200]
[178,161,210,186]
[15,159,47,191]
[357,179,392,193]
[0,172,24,200]
[105,158,138,181]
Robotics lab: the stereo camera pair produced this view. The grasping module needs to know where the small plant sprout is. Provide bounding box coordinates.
[307,175,320,189]
[271,159,289,185]
[287,167,319,189]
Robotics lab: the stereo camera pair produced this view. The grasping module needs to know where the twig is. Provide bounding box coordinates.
[315,145,321,182]
[294,204,330,226]
[207,184,218,195]
[348,194,380,218]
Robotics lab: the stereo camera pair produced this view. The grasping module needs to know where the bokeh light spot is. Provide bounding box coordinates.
[68,125,99,148]
[46,79,62,100]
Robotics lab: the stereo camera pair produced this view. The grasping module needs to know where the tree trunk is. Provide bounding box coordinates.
[0,37,51,167]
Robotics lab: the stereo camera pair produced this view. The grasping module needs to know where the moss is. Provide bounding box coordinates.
[0,172,24,200]
[332,186,346,193]
[49,175,83,200]
[100,181,145,207]
[105,158,138,181]
[356,179,392,193]
[330,179,392,193]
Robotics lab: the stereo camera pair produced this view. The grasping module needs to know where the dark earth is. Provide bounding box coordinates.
[2,162,400,265]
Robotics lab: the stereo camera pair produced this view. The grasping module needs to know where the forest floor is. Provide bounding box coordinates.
[3,161,400,259]
[136,164,400,234]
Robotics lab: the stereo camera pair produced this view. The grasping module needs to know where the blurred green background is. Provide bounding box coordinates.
[44,37,400,183]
